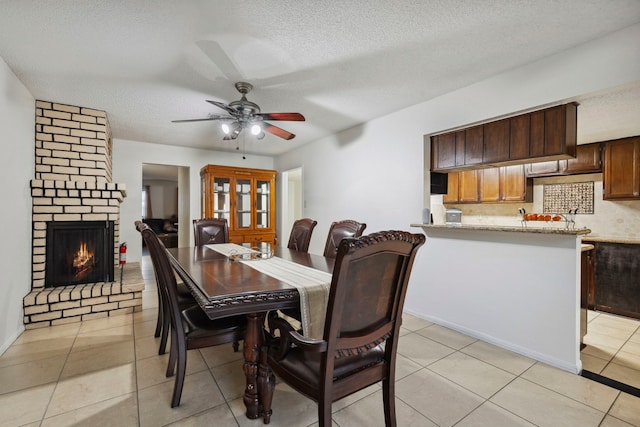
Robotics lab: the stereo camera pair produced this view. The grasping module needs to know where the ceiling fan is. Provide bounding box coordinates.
[172,82,305,140]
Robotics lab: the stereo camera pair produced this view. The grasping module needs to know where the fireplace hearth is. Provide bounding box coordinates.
[45,221,114,287]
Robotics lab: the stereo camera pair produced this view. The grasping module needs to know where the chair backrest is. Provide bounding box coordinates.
[322,219,366,258]
[324,230,425,359]
[193,218,229,246]
[287,218,318,253]
[135,221,182,330]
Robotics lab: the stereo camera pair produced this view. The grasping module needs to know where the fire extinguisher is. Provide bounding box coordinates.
[119,242,127,284]
[119,242,127,265]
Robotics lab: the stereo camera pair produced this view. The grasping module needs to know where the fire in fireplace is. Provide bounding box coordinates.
[45,221,115,287]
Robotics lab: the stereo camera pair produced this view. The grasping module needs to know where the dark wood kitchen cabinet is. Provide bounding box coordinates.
[443,165,532,204]
[588,241,640,319]
[525,143,602,177]
[603,136,640,200]
[431,103,577,172]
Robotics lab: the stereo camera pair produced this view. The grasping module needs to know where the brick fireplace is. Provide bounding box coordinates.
[23,100,144,329]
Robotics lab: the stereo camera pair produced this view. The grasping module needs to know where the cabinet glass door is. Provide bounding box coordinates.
[213,177,231,222]
[256,179,271,229]
[236,178,252,229]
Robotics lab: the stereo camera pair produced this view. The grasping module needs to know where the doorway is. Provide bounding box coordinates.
[280,167,303,245]
[142,163,190,247]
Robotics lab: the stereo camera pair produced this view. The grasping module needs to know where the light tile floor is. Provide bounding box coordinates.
[582,310,640,390]
[1,255,640,426]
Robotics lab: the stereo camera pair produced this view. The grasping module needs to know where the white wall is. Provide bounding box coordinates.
[275,24,640,367]
[143,179,178,219]
[112,139,274,263]
[0,57,35,354]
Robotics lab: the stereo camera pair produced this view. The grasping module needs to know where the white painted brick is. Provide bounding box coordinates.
[72,113,97,123]
[31,311,62,322]
[81,107,106,118]
[44,109,71,120]
[36,132,53,141]
[43,141,71,151]
[52,119,80,129]
[36,116,51,125]
[81,296,109,306]
[64,306,91,317]
[92,302,119,312]
[51,301,81,311]
[83,213,109,221]
[43,125,70,135]
[52,166,79,175]
[53,103,80,113]
[42,157,69,166]
[70,129,96,138]
[54,134,81,144]
[73,144,96,153]
[32,197,52,205]
[36,100,52,109]
[54,198,81,206]
[51,316,81,326]
[33,205,63,214]
[52,150,80,160]
[53,214,82,221]
[65,206,92,214]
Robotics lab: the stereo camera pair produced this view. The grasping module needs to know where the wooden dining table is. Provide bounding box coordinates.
[166,244,335,423]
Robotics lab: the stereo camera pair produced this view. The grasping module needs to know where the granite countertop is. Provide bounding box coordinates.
[582,236,640,245]
[411,223,592,236]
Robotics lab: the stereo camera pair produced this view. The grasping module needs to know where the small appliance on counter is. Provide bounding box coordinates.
[445,208,462,225]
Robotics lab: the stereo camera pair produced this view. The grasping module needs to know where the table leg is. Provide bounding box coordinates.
[242,312,265,420]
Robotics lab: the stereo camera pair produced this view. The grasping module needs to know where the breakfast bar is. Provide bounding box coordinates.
[407,223,591,374]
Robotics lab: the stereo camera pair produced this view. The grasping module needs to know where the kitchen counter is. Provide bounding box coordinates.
[582,236,640,245]
[412,223,591,235]
[407,221,585,374]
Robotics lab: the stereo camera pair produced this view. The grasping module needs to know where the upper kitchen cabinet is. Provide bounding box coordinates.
[431,103,578,172]
[525,142,602,177]
[603,136,640,200]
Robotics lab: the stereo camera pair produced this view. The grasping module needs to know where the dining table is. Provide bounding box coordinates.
[166,244,335,423]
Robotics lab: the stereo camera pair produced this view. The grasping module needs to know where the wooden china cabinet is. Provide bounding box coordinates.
[200,165,277,245]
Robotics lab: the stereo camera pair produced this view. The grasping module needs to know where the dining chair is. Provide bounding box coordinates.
[137,221,246,407]
[136,221,197,355]
[263,230,425,426]
[286,218,318,253]
[193,217,229,246]
[322,219,366,258]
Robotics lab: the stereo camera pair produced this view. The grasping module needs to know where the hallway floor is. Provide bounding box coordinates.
[1,255,640,426]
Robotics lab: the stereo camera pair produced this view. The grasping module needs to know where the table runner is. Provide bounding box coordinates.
[205,243,331,339]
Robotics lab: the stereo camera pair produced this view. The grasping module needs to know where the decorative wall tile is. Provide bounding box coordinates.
[543,182,594,214]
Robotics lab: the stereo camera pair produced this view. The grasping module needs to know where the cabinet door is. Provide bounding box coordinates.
[479,168,500,202]
[525,160,565,177]
[431,133,456,170]
[212,176,232,222]
[604,137,640,200]
[509,114,530,160]
[464,126,484,166]
[565,143,601,174]
[458,170,479,202]
[501,165,531,202]
[483,119,510,164]
[255,177,273,231]
[443,172,460,203]
[234,177,253,230]
[529,110,546,157]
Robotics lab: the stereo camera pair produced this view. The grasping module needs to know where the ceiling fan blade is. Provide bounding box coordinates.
[263,123,296,140]
[206,100,236,115]
[172,115,229,123]
[256,112,305,121]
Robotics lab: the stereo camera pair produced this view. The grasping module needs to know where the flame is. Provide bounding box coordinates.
[72,242,95,278]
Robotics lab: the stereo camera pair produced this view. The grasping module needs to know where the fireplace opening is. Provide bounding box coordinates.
[45,221,115,287]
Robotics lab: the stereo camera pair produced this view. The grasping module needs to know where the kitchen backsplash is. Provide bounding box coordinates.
[431,173,640,241]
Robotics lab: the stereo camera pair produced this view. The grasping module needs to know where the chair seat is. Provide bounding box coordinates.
[268,344,384,387]
[181,305,247,339]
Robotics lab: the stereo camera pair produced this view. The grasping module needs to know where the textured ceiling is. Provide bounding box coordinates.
[1,1,639,156]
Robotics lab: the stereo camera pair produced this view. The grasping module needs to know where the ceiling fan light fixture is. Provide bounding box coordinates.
[256,131,265,140]
[250,123,261,135]
[221,122,231,134]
